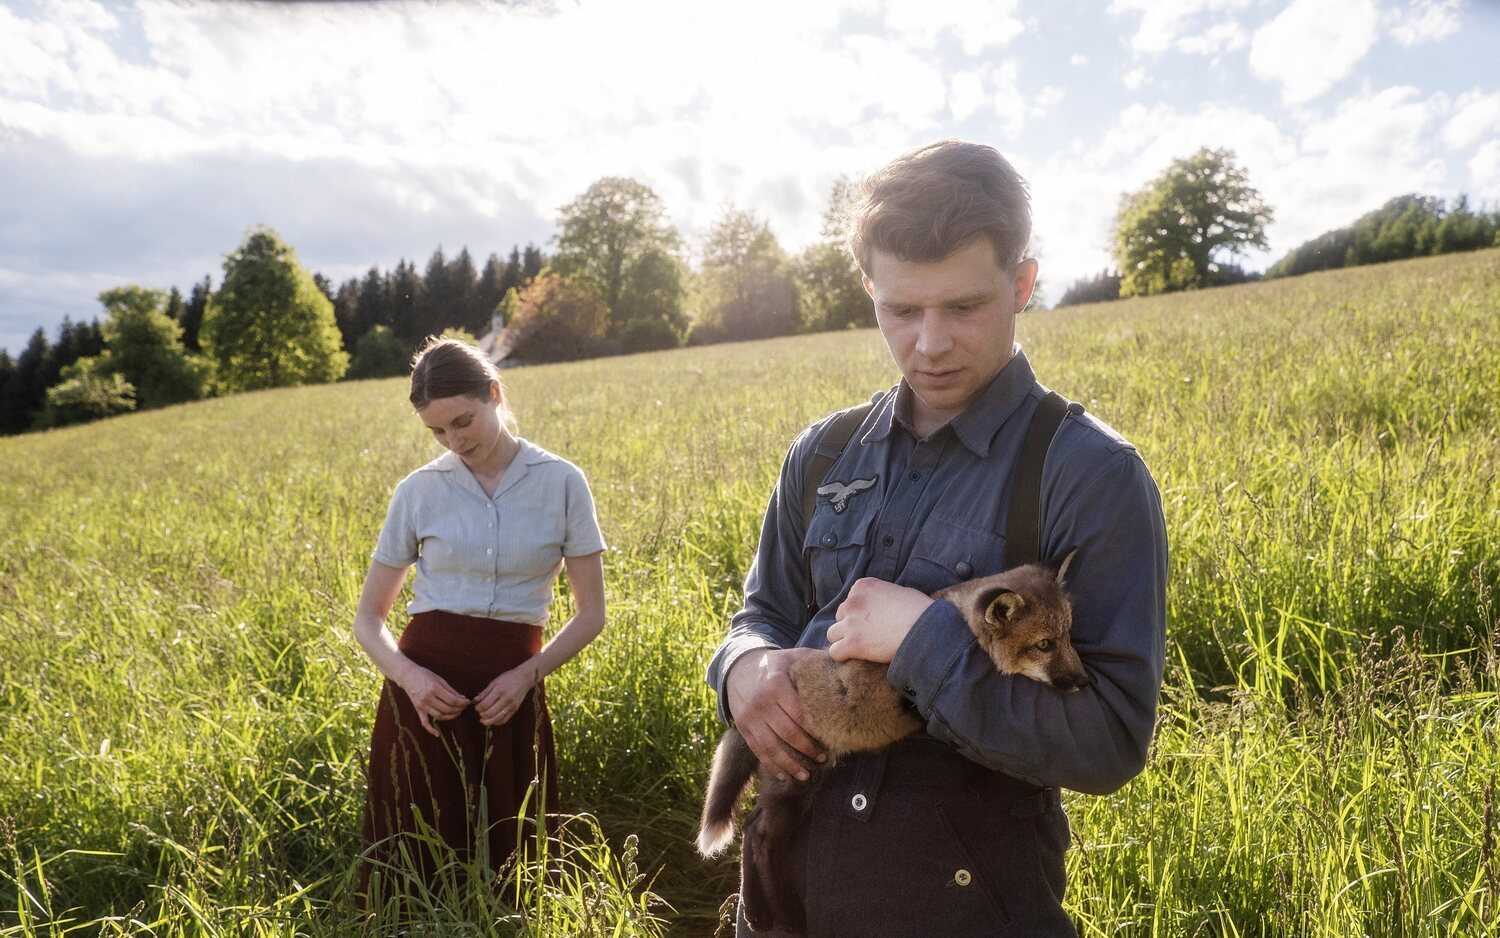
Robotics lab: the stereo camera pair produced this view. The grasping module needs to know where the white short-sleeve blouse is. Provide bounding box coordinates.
[372,438,607,625]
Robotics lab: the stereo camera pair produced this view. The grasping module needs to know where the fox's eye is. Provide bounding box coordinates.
[1035,639,1053,652]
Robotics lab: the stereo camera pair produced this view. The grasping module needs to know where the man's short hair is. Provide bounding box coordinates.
[848,140,1032,275]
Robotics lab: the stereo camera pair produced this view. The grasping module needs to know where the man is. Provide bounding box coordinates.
[706,140,1168,936]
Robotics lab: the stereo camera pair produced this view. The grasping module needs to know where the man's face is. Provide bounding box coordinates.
[864,239,1038,436]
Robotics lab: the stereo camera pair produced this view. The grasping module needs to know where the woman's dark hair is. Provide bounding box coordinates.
[408,337,515,430]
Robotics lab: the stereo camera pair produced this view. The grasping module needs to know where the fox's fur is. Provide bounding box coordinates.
[697,551,1085,934]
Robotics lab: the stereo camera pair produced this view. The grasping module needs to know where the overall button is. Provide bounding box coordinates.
[955,561,973,578]
[954,869,972,886]
[851,793,868,811]
[822,533,836,547]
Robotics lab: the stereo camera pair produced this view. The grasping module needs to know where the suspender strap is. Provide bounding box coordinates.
[1004,390,1072,569]
[799,389,1073,612]
[802,401,876,613]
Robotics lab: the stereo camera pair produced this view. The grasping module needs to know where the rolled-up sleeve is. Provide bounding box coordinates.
[705,431,819,725]
[371,479,419,568]
[887,445,1168,795]
[562,467,607,557]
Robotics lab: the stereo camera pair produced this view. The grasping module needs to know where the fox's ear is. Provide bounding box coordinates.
[981,588,1025,633]
[1044,547,1079,586]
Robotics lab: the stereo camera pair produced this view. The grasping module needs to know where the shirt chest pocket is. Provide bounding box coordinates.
[804,503,876,609]
[904,511,1007,595]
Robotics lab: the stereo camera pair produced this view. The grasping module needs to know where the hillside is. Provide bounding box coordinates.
[3,248,1498,936]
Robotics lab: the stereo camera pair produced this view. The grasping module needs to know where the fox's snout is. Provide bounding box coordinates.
[1045,645,1090,692]
[1049,665,1090,693]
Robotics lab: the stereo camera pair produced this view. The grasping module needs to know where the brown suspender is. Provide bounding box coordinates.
[801,390,1075,615]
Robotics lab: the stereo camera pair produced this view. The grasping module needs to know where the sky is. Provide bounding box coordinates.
[2,0,1498,354]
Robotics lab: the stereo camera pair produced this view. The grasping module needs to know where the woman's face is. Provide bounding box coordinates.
[417,382,504,466]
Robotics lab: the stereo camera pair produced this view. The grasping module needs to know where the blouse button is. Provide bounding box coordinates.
[954,869,972,886]
[851,793,867,811]
[955,561,973,578]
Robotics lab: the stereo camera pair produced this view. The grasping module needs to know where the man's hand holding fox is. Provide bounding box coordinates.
[726,647,828,782]
[829,577,934,665]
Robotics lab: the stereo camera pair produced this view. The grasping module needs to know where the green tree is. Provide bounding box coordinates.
[1057,269,1123,307]
[554,178,681,337]
[346,325,410,380]
[614,247,688,352]
[92,286,213,408]
[387,260,425,347]
[201,227,349,391]
[180,276,210,352]
[41,365,136,428]
[506,272,610,362]
[0,349,21,435]
[1114,148,1272,297]
[794,177,871,333]
[2,329,51,433]
[692,206,799,343]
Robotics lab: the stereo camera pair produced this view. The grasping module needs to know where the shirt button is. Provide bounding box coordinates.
[851,793,867,811]
[955,561,973,578]
[909,471,920,482]
[822,533,836,547]
[882,535,894,547]
[486,548,494,555]
[954,869,972,886]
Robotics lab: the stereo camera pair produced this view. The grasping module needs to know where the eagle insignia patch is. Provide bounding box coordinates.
[817,476,878,514]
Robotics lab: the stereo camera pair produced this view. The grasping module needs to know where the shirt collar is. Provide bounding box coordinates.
[433,437,548,500]
[865,345,1036,457]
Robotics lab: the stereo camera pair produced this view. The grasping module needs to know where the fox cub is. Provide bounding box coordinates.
[697,551,1085,934]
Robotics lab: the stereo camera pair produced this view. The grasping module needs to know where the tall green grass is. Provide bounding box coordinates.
[2,249,1497,934]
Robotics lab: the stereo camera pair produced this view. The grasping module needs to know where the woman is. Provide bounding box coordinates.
[353,336,606,903]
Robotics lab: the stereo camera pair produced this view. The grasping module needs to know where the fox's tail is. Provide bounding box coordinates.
[697,728,759,857]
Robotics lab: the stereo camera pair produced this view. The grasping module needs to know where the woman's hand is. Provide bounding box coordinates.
[474,662,540,726]
[398,665,471,737]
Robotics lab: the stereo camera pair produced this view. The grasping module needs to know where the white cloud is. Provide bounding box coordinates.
[0,0,966,273]
[1030,85,1460,293]
[1387,0,1464,45]
[1070,53,1089,66]
[1123,67,1149,90]
[1107,0,1255,56]
[1443,89,1500,151]
[949,72,987,122]
[1175,21,1247,56]
[1275,86,1450,244]
[880,0,1024,54]
[1250,0,1380,104]
[1030,101,1296,292]
[1469,141,1500,203]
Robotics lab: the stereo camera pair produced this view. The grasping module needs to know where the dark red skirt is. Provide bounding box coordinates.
[359,610,560,900]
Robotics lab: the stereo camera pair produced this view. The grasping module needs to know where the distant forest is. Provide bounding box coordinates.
[0,244,548,435]
[6,176,1498,435]
[1058,193,1500,307]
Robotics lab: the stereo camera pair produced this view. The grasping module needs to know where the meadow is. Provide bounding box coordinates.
[2,248,1498,936]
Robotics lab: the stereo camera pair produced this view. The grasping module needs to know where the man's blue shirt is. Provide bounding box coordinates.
[706,347,1168,795]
